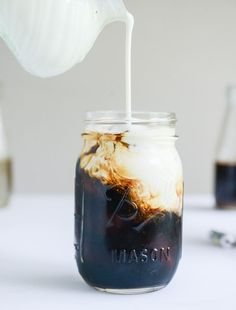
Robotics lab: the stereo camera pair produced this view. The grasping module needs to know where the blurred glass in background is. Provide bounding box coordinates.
[215,85,236,209]
[0,85,12,207]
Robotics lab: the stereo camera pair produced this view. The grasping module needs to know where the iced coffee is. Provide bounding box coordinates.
[74,112,183,294]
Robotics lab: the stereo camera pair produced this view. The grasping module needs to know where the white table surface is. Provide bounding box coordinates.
[0,195,236,310]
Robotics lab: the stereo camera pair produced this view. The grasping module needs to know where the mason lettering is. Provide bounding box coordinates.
[111,247,171,264]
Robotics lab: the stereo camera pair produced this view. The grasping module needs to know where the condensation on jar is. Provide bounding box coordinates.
[74,111,184,294]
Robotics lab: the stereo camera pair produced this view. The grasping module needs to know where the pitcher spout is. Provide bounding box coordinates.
[96,0,130,24]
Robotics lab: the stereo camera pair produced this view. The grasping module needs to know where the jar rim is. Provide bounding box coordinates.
[85,111,177,125]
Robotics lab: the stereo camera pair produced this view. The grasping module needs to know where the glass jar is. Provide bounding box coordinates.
[74,111,183,294]
[0,103,12,207]
[215,86,236,208]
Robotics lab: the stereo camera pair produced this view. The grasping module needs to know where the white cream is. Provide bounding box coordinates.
[81,126,183,216]
[125,14,134,120]
[115,140,183,215]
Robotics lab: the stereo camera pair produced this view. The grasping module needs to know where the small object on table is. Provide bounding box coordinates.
[210,230,236,248]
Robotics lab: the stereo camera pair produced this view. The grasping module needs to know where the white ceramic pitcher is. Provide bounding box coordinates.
[0,0,129,77]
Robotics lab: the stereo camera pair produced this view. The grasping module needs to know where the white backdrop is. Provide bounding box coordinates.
[1,0,236,194]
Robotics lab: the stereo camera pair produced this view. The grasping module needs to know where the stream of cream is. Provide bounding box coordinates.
[125,13,134,120]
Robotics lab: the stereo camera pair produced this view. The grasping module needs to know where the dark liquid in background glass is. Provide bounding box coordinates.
[215,162,236,208]
[75,163,182,290]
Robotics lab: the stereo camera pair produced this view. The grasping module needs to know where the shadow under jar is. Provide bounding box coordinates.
[74,111,184,294]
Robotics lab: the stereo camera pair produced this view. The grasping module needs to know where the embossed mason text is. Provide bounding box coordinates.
[111,248,171,264]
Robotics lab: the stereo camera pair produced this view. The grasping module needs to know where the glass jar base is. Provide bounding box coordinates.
[94,285,165,295]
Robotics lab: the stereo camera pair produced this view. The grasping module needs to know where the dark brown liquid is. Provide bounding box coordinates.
[215,162,236,208]
[74,162,182,290]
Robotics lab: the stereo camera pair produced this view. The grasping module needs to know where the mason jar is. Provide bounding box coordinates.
[74,111,183,294]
